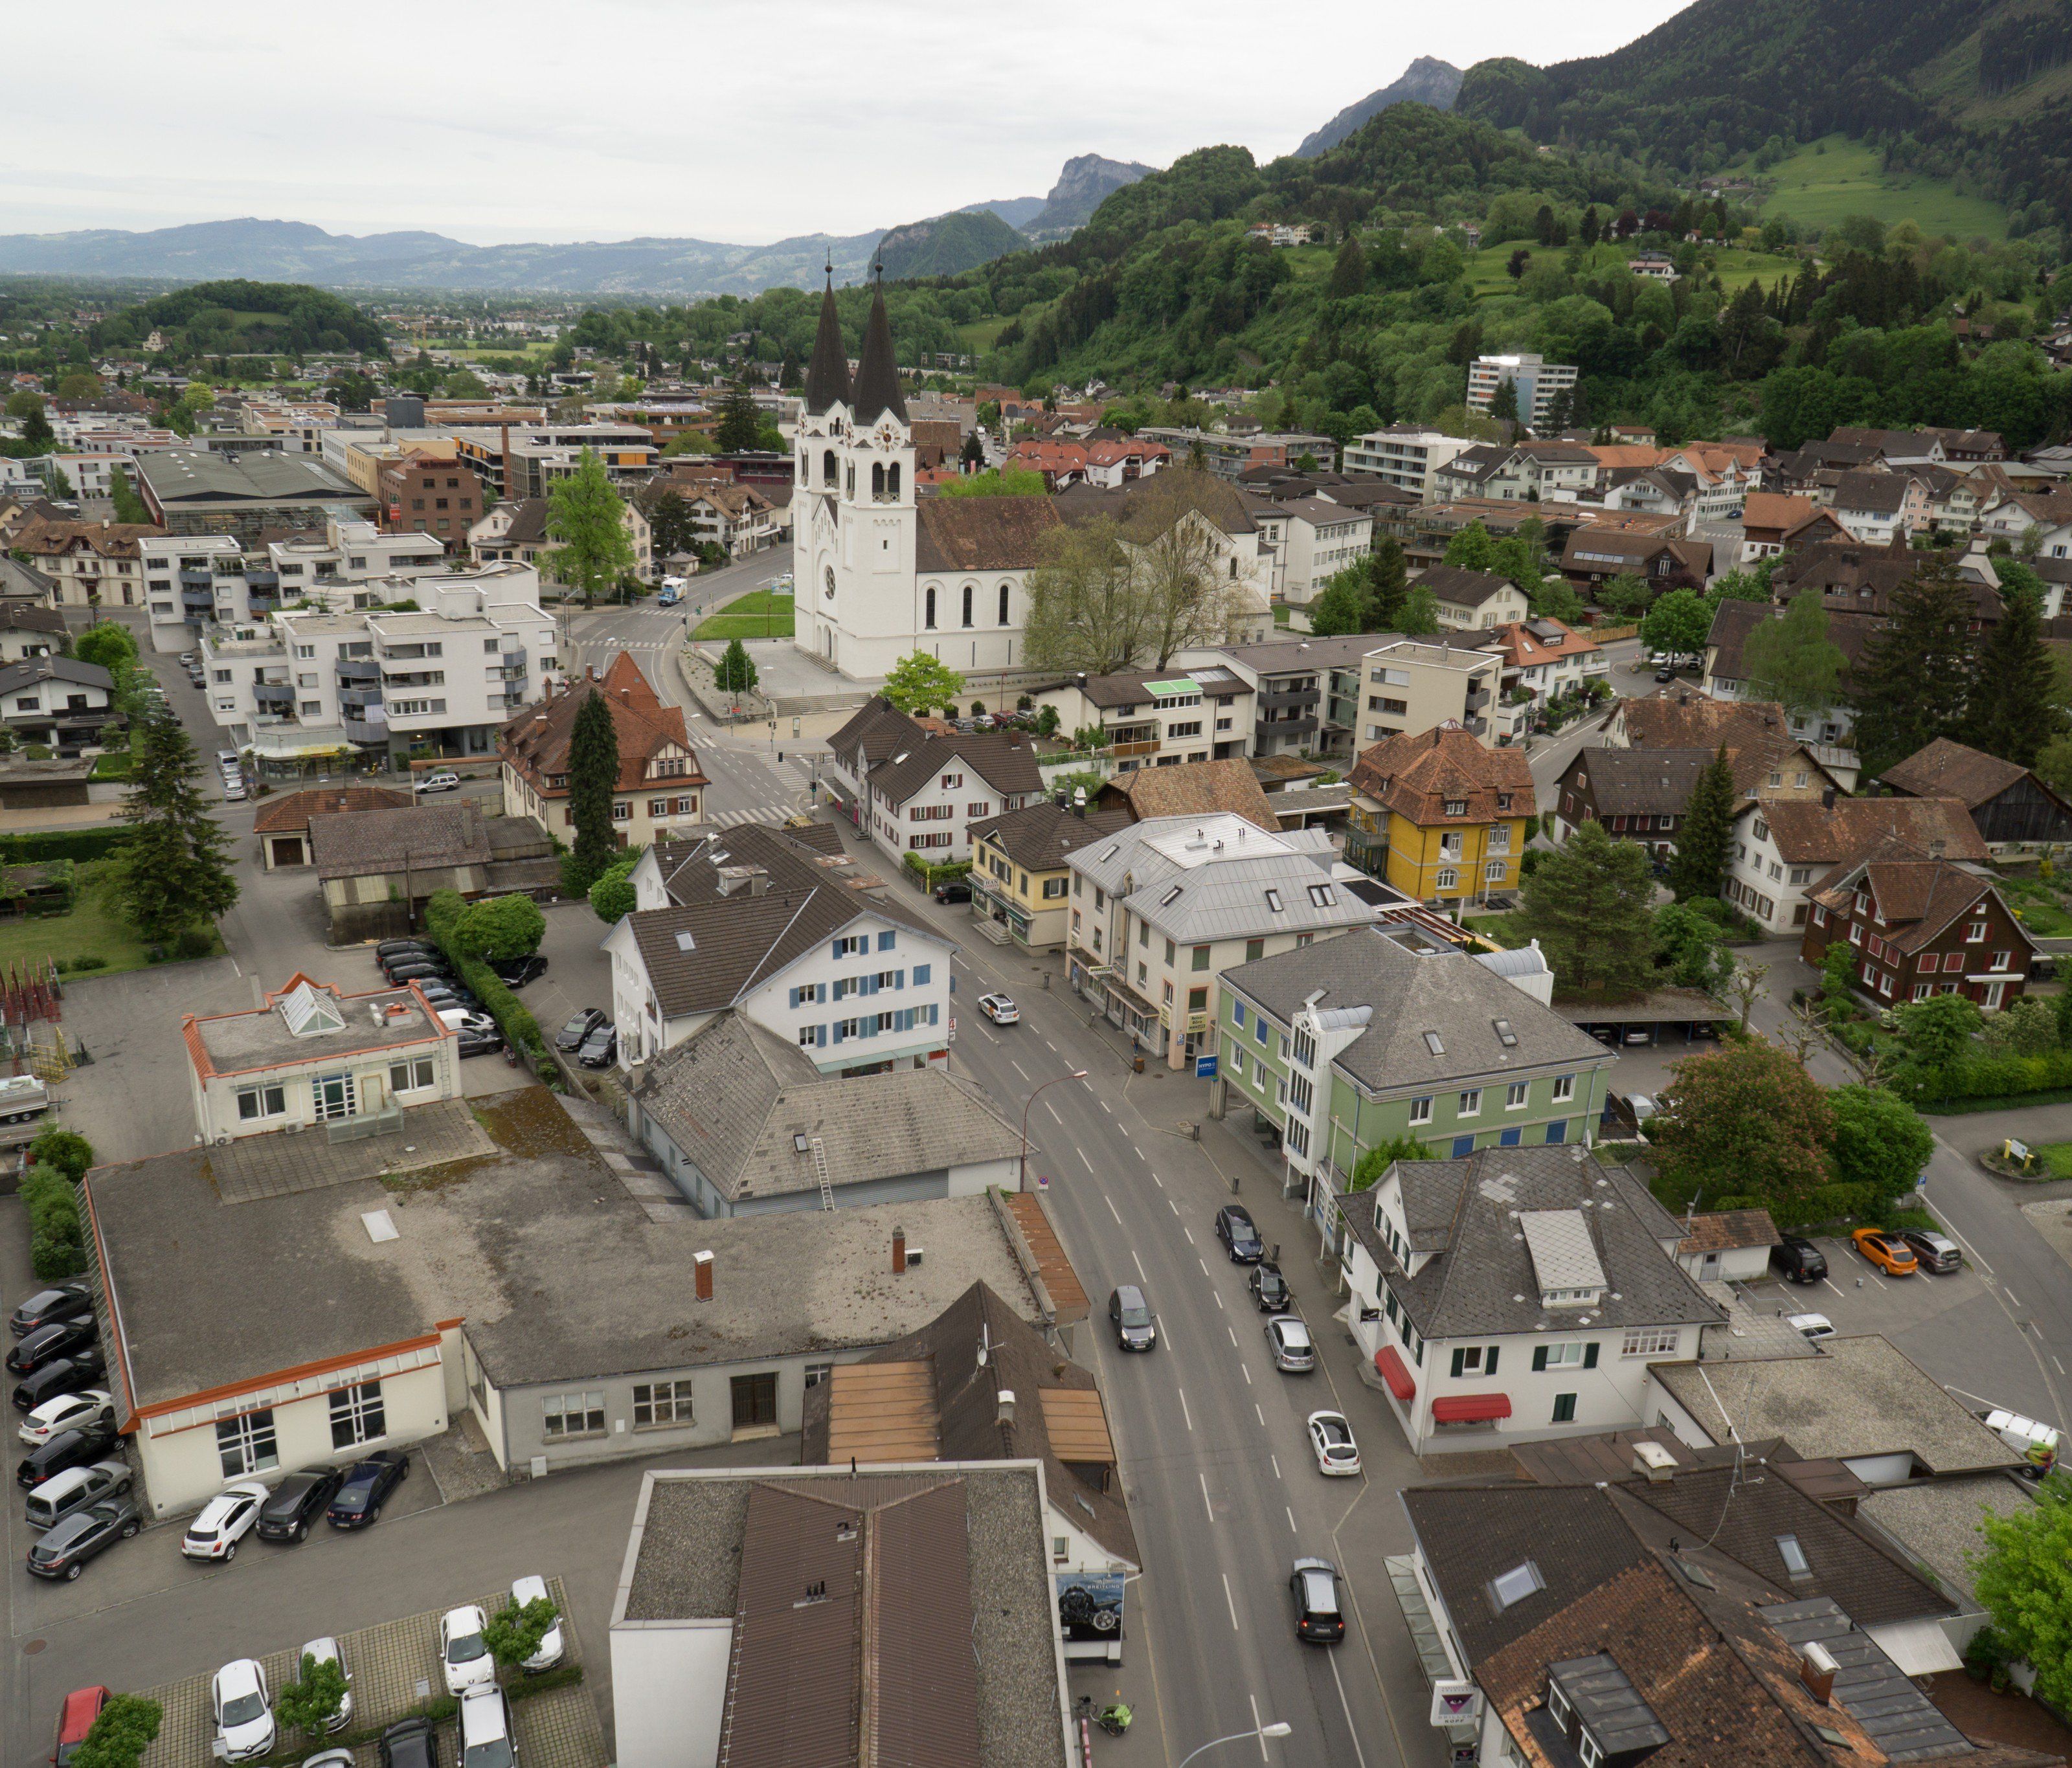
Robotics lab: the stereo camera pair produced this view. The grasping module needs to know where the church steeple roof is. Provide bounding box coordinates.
[802,266,851,416]
[848,267,907,428]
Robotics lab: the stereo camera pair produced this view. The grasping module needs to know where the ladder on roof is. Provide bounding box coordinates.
[811,1136,834,1211]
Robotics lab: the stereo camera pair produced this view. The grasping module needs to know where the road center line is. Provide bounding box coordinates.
[1169,1200,1180,1216]
[1132,1250,1147,1281]
[1100,1099,1112,1113]
[1242,1363,1252,1385]
[2006,1287,2021,1308]
[1079,1149,1095,1172]
[1286,1506,1297,1535]
[1200,1259,1210,1277]
[1228,1325,1238,1347]
[1271,1454,1281,1479]
[1223,1572,1241,1631]
[1184,1225,1196,1244]
[1046,1101,1063,1125]
[1250,1693,1270,1760]
[1011,1060,1031,1081]
[1329,1653,1374,1768]
[1179,1388,1193,1431]
[1256,1403,1266,1427]
[1215,1292,1225,1311]
[1200,1471,1213,1520]
[1105,1197,1122,1225]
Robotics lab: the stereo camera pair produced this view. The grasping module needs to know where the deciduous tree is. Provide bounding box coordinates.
[1650,1042,1836,1213]
[1399,584,1441,635]
[1519,819,1658,998]
[275,1652,348,1739]
[545,449,635,609]
[589,858,638,924]
[1024,517,1146,673]
[881,651,966,717]
[1654,899,1732,990]
[453,893,546,961]
[1639,587,1712,662]
[486,1591,563,1670]
[1827,1084,1933,1209]
[1740,587,1843,718]
[1442,519,1498,573]
[70,1695,163,1768]
[1974,1482,2072,1712]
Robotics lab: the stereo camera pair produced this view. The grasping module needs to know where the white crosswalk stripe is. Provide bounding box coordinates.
[707,805,793,828]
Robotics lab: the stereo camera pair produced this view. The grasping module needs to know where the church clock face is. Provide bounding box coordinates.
[877,425,896,448]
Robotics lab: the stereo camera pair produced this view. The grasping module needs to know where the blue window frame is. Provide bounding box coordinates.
[1451,1135,1476,1158]
[1499,1127,1522,1148]
[1545,1119,1567,1145]
[1233,1001,1246,1028]
[1254,1017,1267,1045]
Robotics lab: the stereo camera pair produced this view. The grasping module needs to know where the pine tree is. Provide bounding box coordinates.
[111,709,238,944]
[566,689,621,892]
[1965,574,2065,767]
[1851,554,1979,778]
[1326,237,1367,300]
[714,637,759,696]
[714,383,763,453]
[1520,820,1658,999]
[1669,746,1737,903]
[1369,536,1409,627]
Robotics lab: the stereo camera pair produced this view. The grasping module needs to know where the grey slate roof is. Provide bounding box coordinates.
[968,801,1132,873]
[1417,563,1515,608]
[1066,812,1375,943]
[829,696,926,771]
[634,1010,1020,1202]
[307,801,491,879]
[1221,924,1608,1091]
[1571,746,1717,817]
[848,279,907,427]
[0,655,110,695]
[803,275,852,416]
[867,730,1044,805]
[1346,1146,1723,1341]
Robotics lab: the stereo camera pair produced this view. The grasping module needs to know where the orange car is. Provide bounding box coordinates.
[1852,1228,1918,1277]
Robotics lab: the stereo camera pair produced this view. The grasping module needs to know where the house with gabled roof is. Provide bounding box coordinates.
[1726,794,1988,935]
[1418,564,1532,631]
[1347,723,1535,904]
[862,725,1046,866]
[1879,736,2072,853]
[1340,1145,1724,1458]
[1801,847,2034,1012]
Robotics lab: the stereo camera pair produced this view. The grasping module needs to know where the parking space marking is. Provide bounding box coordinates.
[1223,1572,1241,1631]
[1821,1278,1843,1297]
[1105,1196,1122,1225]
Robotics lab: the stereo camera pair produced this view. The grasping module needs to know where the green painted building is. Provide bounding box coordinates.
[1218,927,1616,1247]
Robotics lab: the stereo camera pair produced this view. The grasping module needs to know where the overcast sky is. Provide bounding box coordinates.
[2,0,1691,245]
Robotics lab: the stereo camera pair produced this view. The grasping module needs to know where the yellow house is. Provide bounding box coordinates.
[967,801,1133,949]
[1346,724,1535,905]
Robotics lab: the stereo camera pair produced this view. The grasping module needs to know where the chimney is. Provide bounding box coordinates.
[1821,786,1836,809]
[693,1249,714,1301]
[1631,1441,1678,1484]
[892,1225,907,1273]
[1798,1641,1839,1706]
[996,1388,1016,1429]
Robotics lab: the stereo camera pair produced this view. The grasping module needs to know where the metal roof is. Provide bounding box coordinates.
[1519,1209,1610,1295]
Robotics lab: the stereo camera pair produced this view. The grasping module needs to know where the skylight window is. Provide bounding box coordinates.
[1675,1558,1717,1590]
[1307,884,1335,908]
[1162,885,1183,906]
[279,980,345,1038]
[1489,1560,1544,1611]
[1423,1031,1445,1055]
[675,931,696,952]
[1776,1534,1811,1580]
[1493,1018,1518,1047]
[1264,888,1285,913]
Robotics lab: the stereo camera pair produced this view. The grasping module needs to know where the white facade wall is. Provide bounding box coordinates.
[135,1353,447,1517]
[1724,807,1821,934]
[188,1032,459,1143]
[611,1621,732,1768]
[1280,509,1373,607]
[868,765,1037,866]
[1342,431,1472,498]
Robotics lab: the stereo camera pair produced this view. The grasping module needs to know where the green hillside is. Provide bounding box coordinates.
[89,278,385,357]
[1732,135,2011,240]
[875,209,1028,281]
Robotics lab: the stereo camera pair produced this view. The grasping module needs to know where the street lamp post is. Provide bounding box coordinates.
[1019,1068,1089,1189]
[1177,1723,1293,1765]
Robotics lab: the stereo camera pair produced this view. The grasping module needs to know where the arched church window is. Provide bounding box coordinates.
[822,450,837,487]
[872,462,885,498]
[962,583,974,627]
[925,587,936,629]
[998,583,1011,625]
[888,463,901,498]
[846,464,855,498]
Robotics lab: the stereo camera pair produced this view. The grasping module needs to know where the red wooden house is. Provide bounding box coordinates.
[1801,844,2034,1011]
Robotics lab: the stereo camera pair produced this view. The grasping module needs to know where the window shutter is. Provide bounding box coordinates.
[914,963,931,985]
[833,1022,845,1044]
[830,939,844,961]
[1531,1347,1548,1372]
[816,1025,828,1047]
[1584,1342,1599,1369]
[1450,1348,1465,1379]
[895,970,906,990]
[879,930,895,951]
[1485,1347,1498,1376]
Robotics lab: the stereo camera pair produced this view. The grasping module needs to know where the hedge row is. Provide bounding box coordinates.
[1905,1049,2072,1106]
[0,829,135,863]
[422,890,549,1062]
[22,1162,85,1279]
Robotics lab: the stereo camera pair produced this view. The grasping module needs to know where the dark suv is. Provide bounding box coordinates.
[1250,1262,1292,1312]
[12,1350,104,1413]
[9,1283,92,1339]
[17,1425,118,1490]
[378,1718,440,1768]
[1771,1236,1829,1285]
[258,1465,346,1542]
[1215,1204,1264,1264]
[6,1316,97,1376]
[1290,1558,1346,1644]
[1108,1285,1156,1352]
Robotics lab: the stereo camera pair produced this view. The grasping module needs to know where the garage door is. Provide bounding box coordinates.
[269,835,306,867]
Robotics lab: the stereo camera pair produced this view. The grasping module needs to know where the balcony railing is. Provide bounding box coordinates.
[1257,686,1318,710]
[336,657,380,683]
[252,682,295,706]
[1256,715,1319,742]
[178,568,211,588]
[1110,739,1160,759]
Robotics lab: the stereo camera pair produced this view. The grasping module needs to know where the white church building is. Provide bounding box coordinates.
[791,274,1269,682]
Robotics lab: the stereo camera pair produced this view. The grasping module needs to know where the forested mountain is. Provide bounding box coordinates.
[88,279,385,356]
[875,210,1029,280]
[1296,58,1464,158]
[1456,0,2072,232]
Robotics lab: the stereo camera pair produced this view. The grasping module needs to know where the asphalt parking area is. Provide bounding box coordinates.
[1736,1233,1988,1333]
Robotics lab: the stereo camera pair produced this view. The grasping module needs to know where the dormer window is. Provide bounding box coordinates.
[1443,799,1468,817]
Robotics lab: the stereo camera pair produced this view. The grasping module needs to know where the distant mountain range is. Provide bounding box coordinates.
[1296,58,1464,157]
[0,155,1157,298]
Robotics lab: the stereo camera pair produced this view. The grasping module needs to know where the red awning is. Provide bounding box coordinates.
[1374,1346,1417,1403]
[1432,1393,1513,1425]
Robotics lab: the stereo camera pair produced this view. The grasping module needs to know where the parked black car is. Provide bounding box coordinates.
[490,955,548,989]
[376,939,440,962]
[457,1027,505,1059]
[577,1023,618,1069]
[383,959,453,986]
[932,880,972,904]
[1108,1285,1156,1351]
[257,1465,345,1542]
[17,1425,117,1490]
[378,1718,440,1768]
[556,1009,607,1053]
[417,981,482,1012]
[1771,1236,1829,1284]
[12,1350,104,1413]
[25,1496,139,1580]
[6,1316,98,1376]
[1250,1262,1292,1312]
[9,1283,93,1339]
[1215,1204,1265,1264]
[326,1450,409,1528]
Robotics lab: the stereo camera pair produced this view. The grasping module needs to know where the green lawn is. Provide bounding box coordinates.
[2037,1141,2072,1180]
[692,588,795,641]
[955,317,1013,355]
[1,860,212,978]
[1463,238,1800,297]
[1733,134,2009,241]
[2004,881,2072,937]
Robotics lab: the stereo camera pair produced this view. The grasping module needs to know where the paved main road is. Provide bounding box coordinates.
[831,833,1443,1768]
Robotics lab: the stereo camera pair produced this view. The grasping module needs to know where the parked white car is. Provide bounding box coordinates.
[508,1573,565,1672]
[17,1387,114,1448]
[458,1685,517,1768]
[1306,1410,1361,1476]
[440,1603,497,1696]
[211,1658,276,1762]
[415,771,462,794]
[181,1481,270,1561]
[299,1636,353,1732]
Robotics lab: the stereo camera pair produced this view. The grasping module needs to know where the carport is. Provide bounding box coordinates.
[1558,985,1733,1049]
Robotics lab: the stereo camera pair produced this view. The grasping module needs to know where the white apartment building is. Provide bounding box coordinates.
[1465,355,1578,431]
[51,453,125,498]
[198,564,556,768]
[1268,498,1374,607]
[142,517,451,653]
[1353,640,1507,746]
[1342,429,1475,498]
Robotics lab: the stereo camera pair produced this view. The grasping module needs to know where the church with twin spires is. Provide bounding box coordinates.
[791,270,1063,682]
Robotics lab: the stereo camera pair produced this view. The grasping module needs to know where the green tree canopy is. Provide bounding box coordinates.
[545,449,636,608]
[71,1695,163,1768]
[589,858,638,923]
[1399,584,1441,636]
[1851,553,1979,778]
[1974,1482,2072,1712]
[714,383,764,453]
[486,1592,563,1670]
[1349,1134,1434,1190]
[714,636,758,696]
[1889,990,1982,1073]
[1653,899,1732,991]
[1519,819,1658,999]
[1599,574,1653,618]
[453,893,546,960]
[1667,745,1737,903]
[881,650,967,716]
[566,688,622,891]
[1965,572,2066,768]
[1651,1042,1836,1214]
[275,1651,349,1738]
[110,710,238,943]
[938,466,1048,498]
[1740,587,1843,717]
[1826,1084,1933,1211]
[1306,567,1380,636]
[1442,520,1498,572]
[1638,587,1712,660]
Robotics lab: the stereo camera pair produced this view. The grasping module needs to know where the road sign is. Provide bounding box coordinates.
[1195,1055,1218,1079]
[948,1016,957,1043]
